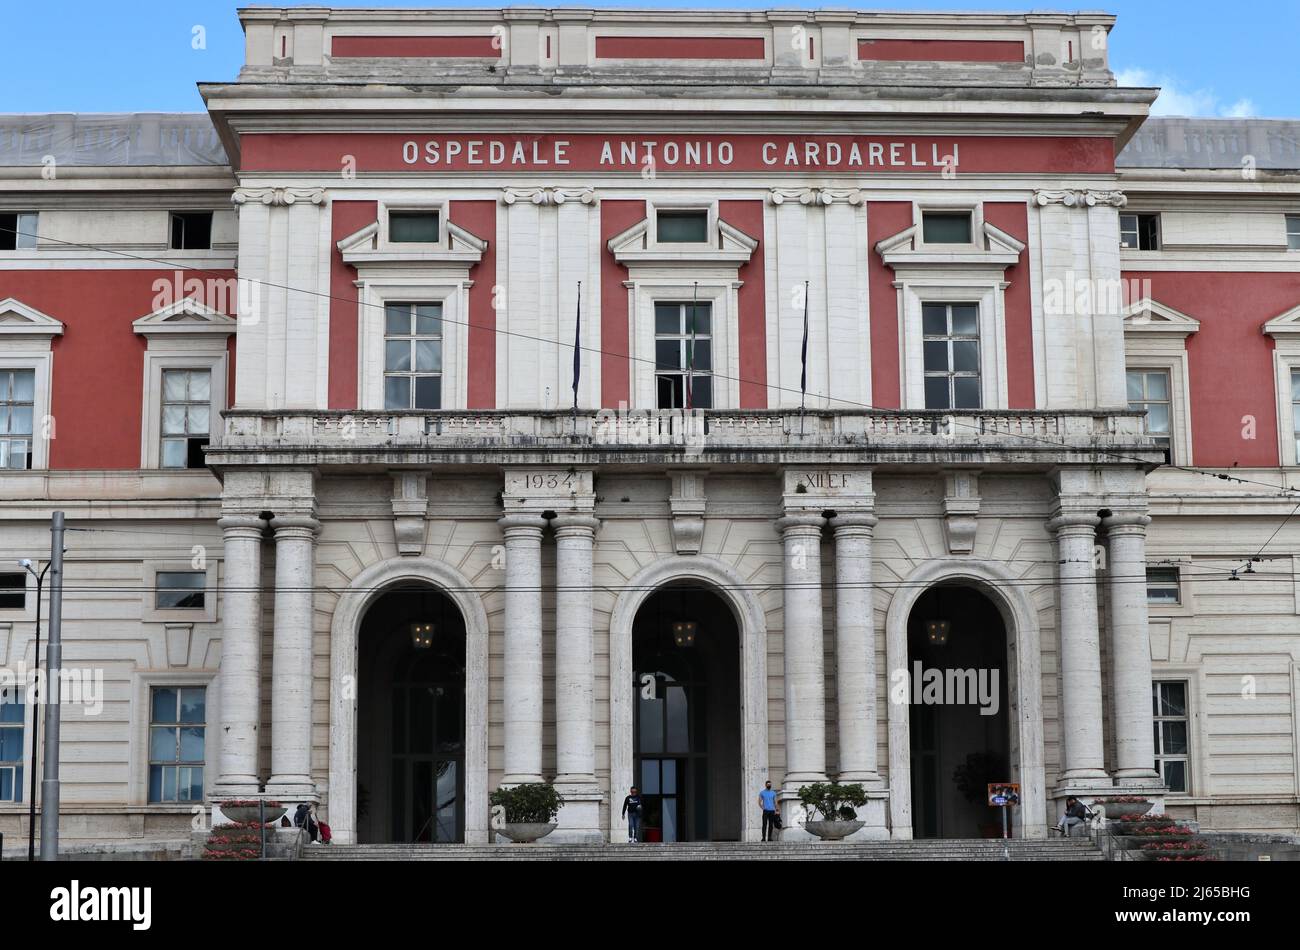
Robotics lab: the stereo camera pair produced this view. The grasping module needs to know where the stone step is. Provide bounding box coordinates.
[302,839,1104,861]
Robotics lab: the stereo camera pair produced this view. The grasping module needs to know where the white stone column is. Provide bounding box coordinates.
[267,514,319,798]
[500,513,548,785]
[1049,511,1110,784]
[1102,512,1162,784]
[831,513,880,783]
[777,512,829,786]
[213,515,264,796]
[551,514,602,840]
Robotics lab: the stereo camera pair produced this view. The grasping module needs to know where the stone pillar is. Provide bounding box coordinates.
[213,515,264,796]
[1048,511,1111,785]
[1102,512,1162,785]
[499,513,548,786]
[266,514,320,799]
[551,514,602,840]
[777,512,829,788]
[831,514,880,783]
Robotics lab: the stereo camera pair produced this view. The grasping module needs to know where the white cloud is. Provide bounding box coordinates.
[1115,67,1257,119]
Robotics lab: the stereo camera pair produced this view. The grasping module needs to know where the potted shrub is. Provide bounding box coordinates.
[490,783,565,843]
[797,782,868,840]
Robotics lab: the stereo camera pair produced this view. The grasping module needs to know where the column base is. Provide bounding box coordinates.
[1113,770,1164,787]
[210,778,260,798]
[546,787,605,844]
[264,780,318,803]
[499,774,545,787]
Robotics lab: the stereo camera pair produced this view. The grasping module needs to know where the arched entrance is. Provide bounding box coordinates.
[906,585,1009,838]
[632,585,742,841]
[357,585,466,843]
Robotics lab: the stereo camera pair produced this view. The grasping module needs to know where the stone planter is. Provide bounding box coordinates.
[804,819,865,841]
[1103,800,1154,818]
[497,822,557,843]
[219,804,288,825]
[204,837,264,853]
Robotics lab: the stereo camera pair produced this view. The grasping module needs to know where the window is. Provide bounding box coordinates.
[148,686,205,803]
[654,301,712,409]
[0,211,38,250]
[169,212,213,251]
[0,572,25,609]
[921,211,973,245]
[0,687,22,802]
[922,303,981,410]
[656,210,708,244]
[1120,213,1161,250]
[0,368,35,470]
[160,369,210,469]
[389,211,440,244]
[1152,682,1189,794]
[1291,369,1300,462]
[1146,567,1180,605]
[156,571,205,610]
[1127,370,1172,454]
[1289,216,1300,252]
[384,302,443,410]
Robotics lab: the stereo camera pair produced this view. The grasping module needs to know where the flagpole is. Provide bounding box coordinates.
[800,279,809,437]
[572,280,582,436]
[687,281,698,413]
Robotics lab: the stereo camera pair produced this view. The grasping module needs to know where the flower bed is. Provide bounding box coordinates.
[201,848,262,860]
[1141,840,1209,853]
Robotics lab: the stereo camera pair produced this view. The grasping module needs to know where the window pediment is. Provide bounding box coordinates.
[876,221,1024,271]
[132,298,237,341]
[0,297,64,339]
[608,216,758,269]
[1123,298,1201,339]
[338,218,487,270]
[1262,303,1300,339]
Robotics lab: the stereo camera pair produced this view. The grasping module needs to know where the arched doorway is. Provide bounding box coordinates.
[631,585,742,841]
[906,584,1010,839]
[356,585,466,843]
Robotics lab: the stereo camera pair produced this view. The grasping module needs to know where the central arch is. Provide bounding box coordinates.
[610,556,769,843]
[328,557,490,845]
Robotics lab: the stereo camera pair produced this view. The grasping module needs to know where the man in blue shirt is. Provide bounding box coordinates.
[759,780,779,841]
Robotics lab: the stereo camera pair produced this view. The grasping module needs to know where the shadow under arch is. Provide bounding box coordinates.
[609,555,770,843]
[328,557,490,845]
[884,559,1047,840]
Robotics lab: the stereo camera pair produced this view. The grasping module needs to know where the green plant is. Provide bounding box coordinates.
[490,783,565,823]
[797,782,868,822]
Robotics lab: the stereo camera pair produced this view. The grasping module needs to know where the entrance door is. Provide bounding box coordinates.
[632,585,740,842]
[390,675,464,842]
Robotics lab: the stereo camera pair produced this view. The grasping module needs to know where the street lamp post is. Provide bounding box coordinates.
[18,557,51,863]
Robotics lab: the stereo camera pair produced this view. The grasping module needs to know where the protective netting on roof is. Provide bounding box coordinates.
[0,113,228,167]
[1118,118,1300,171]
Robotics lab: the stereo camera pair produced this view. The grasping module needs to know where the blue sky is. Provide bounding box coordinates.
[2,1,1296,117]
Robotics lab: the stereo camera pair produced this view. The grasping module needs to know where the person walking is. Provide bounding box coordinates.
[759,780,780,842]
[621,786,643,843]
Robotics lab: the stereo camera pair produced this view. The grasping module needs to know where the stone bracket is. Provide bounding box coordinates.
[391,470,430,556]
[668,469,707,555]
[942,470,981,555]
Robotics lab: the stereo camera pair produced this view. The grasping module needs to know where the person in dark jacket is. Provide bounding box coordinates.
[1056,796,1090,836]
[621,787,643,843]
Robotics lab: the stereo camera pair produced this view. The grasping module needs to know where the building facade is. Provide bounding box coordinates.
[1,7,1298,849]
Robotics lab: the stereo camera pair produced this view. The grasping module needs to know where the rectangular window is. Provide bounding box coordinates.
[156,571,205,610]
[922,302,981,410]
[921,211,973,245]
[1286,215,1300,251]
[0,368,35,471]
[0,686,22,802]
[1127,369,1172,455]
[654,301,712,409]
[384,303,443,410]
[1292,369,1300,461]
[0,211,38,250]
[160,369,210,469]
[0,572,25,609]
[656,210,709,244]
[1152,681,1190,794]
[148,686,205,803]
[169,212,213,250]
[389,211,440,244]
[1146,566,1180,605]
[1120,213,1161,250]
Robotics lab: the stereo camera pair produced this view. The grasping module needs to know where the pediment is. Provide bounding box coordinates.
[875,221,1025,270]
[0,297,64,337]
[607,217,758,268]
[1124,298,1200,337]
[337,219,488,267]
[1263,303,1300,337]
[133,298,238,337]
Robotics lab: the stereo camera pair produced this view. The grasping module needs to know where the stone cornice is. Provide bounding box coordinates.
[1033,188,1128,209]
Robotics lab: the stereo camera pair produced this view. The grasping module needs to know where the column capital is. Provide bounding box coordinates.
[1100,511,1152,533]
[217,515,267,536]
[776,513,826,535]
[829,512,878,534]
[552,514,601,537]
[269,514,320,537]
[1047,511,1100,535]
[499,513,549,536]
